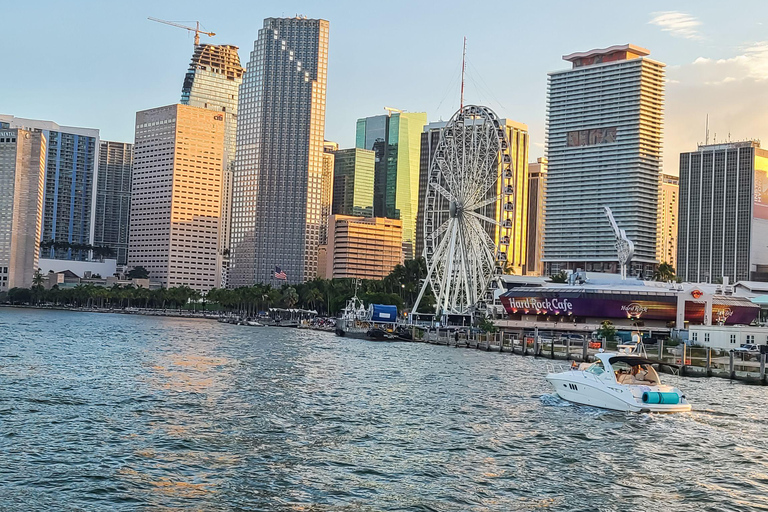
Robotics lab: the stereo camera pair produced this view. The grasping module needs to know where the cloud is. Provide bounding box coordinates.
[649,11,702,40]
[689,42,768,83]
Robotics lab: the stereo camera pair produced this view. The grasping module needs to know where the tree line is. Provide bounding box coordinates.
[2,259,436,316]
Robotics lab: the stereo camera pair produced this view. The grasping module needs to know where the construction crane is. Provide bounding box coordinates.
[603,206,635,280]
[148,17,215,47]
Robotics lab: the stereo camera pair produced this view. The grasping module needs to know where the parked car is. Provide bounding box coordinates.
[734,343,760,354]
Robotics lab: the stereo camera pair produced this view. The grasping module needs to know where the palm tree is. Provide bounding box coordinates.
[653,262,676,282]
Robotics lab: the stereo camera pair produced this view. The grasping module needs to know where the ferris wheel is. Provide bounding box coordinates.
[413,105,514,316]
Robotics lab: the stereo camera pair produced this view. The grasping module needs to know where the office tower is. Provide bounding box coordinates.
[0,115,99,261]
[230,17,329,286]
[356,111,427,259]
[128,104,224,291]
[181,43,244,286]
[323,215,402,279]
[543,44,664,277]
[657,173,679,269]
[499,120,530,274]
[332,148,375,218]
[416,121,446,259]
[320,141,337,245]
[95,141,132,266]
[0,128,45,291]
[525,157,548,276]
[677,141,768,283]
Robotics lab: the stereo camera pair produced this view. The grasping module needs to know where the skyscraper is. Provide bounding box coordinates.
[322,215,403,280]
[230,17,329,286]
[128,104,224,291]
[0,127,45,291]
[0,115,99,261]
[657,173,678,270]
[677,141,768,283]
[525,157,547,276]
[416,121,446,259]
[332,148,375,218]
[320,141,337,245]
[499,119,530,274]
[95,141,132,266]
[181,43,244,286]
[356,111,427,259]
[543,44,664,277]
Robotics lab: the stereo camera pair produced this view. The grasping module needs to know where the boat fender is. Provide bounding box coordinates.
[642,391,680,404]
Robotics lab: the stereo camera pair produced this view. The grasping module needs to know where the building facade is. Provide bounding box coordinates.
[322,215,403,279]
[677,141,768,283]
[332,148,375,218]
[180,43,244,286]
[0,115,99,261]
[230,17,329,286]
[500,120,530,275]
[128,104,225,291]
[657,173,679,270]
[416,121,446,259]
[0,128,46,291]
[543,44,665,277]
[525,157,547,276]
[355,111,427,259]
[320,141,337,246]
[95,141,132,266]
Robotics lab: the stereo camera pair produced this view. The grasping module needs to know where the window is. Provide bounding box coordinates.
[692,332,698,342]
[704,333,710,343]
[730,334,737,344]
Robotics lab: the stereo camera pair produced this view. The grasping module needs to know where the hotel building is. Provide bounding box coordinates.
[525,157,547,276]
[0,127,46,291]
[356,111,427,259]
[181,43,244,286]
[128,104,225,291]
[332,148,375,218]
[543,44,665,277]
[95,141,133,266]
[677,141,768,283]
[657,173,678,269]
[0,115,99,261]
[321,215,403,279]
[230,17,329,286]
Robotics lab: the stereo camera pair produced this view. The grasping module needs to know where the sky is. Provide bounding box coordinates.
[3,0,768,175]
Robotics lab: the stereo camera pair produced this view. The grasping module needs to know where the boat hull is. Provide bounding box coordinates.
[546,373,692,413]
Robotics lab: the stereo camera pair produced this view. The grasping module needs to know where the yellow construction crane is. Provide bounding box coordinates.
[147,17,215,47]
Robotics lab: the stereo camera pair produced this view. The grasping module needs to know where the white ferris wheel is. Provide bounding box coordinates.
[413,105,514,316]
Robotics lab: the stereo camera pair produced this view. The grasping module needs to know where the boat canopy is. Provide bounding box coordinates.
[369,304,398,323]
[608,355,679,369]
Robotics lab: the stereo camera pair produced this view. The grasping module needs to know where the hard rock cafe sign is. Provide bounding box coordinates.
[621,302,648,317]
[690,290,703,299]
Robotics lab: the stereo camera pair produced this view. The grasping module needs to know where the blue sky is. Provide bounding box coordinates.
[3,1,768,174]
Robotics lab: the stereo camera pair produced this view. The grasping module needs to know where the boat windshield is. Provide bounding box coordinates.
[585,360,605,375]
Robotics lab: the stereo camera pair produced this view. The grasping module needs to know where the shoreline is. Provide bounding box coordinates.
[0,303,220,320]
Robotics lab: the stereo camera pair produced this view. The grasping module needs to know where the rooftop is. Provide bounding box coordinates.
[562,44,650,62]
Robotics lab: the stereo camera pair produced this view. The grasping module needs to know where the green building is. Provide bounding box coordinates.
[355,111,427,259]
[332,148,375,218]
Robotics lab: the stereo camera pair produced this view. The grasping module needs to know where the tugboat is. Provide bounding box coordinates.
[335,282,399,341]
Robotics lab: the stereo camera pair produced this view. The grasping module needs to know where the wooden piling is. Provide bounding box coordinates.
[729,351,735,380]
[534,335,540,358]
[681,344,687,377]
[550,337,555,359]
[706,348,712,377]
[582,339,588,362]
[566,338,571,361]
[760,353,766,384]
[658,338,664,362]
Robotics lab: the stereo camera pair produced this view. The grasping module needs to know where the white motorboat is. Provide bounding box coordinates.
[546,350,692,413]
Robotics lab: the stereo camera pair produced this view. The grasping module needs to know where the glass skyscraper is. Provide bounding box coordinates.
[181,43,244,286]
[95,141,132,265]
[230,17,329,286]
[0,115,99,261]
[543,44,664,277]
[332,148,375,218]
[355,111,427,259]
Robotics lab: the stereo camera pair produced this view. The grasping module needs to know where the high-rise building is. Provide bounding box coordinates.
[499,120,530,274]
[322,215,402,279]
[332,148,375,218]
[128,104,225,291]
[543,44,664,277]
[356,111,427,259]
[0,115,99,261]
[525,157,547,276]
[95,141,132,266]
[677,141,768,283]
[320,141,337,245]
[181,43,244,286]
[0,127,45,291]
[657,173,678,270]
[416,121,446,259]
[230,17,329,286]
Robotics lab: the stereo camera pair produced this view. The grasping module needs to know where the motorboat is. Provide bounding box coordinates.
[546,351,692,413]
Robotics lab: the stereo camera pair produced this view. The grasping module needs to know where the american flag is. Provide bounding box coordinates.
[274,266,287,280]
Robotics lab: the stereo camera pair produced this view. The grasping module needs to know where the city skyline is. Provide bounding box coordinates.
[5,2,768,177]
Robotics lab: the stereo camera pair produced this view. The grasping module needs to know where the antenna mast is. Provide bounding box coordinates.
[460,37,466,111]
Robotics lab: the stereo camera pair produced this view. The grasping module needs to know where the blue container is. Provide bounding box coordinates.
[642,391,680,404]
